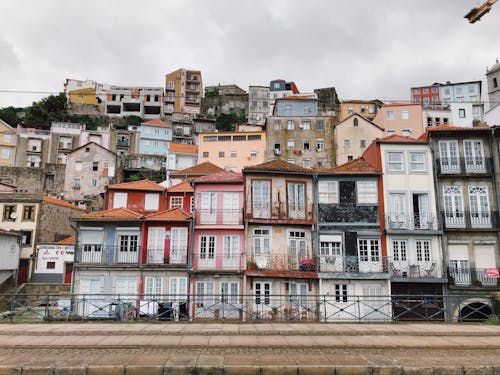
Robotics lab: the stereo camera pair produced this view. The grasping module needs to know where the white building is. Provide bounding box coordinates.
[0,229,21,287]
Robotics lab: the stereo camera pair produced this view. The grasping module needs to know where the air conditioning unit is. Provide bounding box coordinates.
[273,149,281,155]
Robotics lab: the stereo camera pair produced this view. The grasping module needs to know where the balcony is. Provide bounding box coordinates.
[317,255,389,274]
[441,211,499,230]
[196,255,240,271]
[447,267,500,287]
[117,140,129,147]
[436,157,492,176]
[195,209,243,226]
[390,260,441,279]
[247,253,316,272]
[146,247,187,265]
[385,213,440,231]
[245,202,314,223]
[76,246,140,265]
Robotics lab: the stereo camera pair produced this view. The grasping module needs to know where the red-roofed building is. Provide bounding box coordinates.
[104,179,167,214]
[190,170,245,319]
[242,160,317,319]
[167,142,198,173]
[169,161,224,186]
[363,135,447,320]
[166,181,194,213]
[72,203,193,319]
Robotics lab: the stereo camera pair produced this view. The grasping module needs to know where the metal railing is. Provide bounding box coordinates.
[390,261,441,278]
[0,293,496,323]
[195,209,243,225]
[441,211,499,229]
[436,157,492,175]
[76,246,140,265]
[446,267,500,287]
[245,202,313,221]
[195,255,241,270]
[385,213,440,230]
[146,247,188,265]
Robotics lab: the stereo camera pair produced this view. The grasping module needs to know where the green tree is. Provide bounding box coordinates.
[0,106,23,126]
[24,93,67,129]
[216,112,240,131]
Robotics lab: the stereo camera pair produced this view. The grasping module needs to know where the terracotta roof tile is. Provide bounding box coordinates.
[169,143,198,155]
[243,160,313,174]
[170,161,224,177]
[107,179,166,191]
[43,196,87,211]
[427,124,491,132]
[377,134,427,144]
[77,208,144,220]
[194,170,243,183]
[382,102,421,107]
[319,158,379,175]
[146,208,191,221]
[57,236,76,245]
[142,119,171,127]
[168,181,194,193]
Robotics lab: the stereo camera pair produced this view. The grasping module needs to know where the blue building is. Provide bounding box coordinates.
[138,119,172,155]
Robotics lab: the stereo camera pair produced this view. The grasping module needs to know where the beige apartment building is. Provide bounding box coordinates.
[339,100,383,121]
[333,113,385,165]
[0,120,17,167]
[165,68,203,115]
[198,131,266,172]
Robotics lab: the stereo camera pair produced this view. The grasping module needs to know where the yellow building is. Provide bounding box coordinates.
[0,119,17,167]
[68,87,98,105]
[339,100,383,121]
[198,131,266,172]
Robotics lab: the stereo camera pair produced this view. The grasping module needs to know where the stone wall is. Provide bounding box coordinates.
[38,201,82,243]
[0,164,66,195]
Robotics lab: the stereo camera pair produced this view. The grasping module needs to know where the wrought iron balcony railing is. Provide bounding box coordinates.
[76,246,140,265]
[384,213,440,230]
[245,202,313,221]
[446,267,500,287]
[146,247,187,265]
[195,209,243,225]
[436,157,492,175]
[390,260,441,278]
[441,211,499,229]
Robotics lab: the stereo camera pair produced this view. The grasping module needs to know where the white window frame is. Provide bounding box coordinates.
[386,152,404,172]
[409,152,427,173]
[356,181,377,204]
[170,196,183,209]
[401,110,409,120]
[318,181,338,204]
[113,192,128,208]
[145,193,159,211]
[386,110,394,120]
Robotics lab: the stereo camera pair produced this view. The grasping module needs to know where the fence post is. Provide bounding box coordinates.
[221,292,225,321]
[357,296,361,322]
[45,294,50,322]
[9,295,14,323]
[322,295,327,323]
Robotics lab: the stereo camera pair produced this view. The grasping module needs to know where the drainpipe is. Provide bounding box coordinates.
[429,138,449,309]
[187,182,196,320]
[489,128,500,275]
[69,220,79,298]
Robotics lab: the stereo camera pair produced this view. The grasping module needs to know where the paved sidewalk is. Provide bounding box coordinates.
[0,323,499,374]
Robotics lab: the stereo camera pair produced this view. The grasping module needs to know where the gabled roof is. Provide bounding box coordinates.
[68,142,116,156]
[194,170,243,184]
[170,161,224,177]
[376,134,428,144]
[333,112,385,131]
[57,236,76,245]
[169,143,198,155]
[243,160,313,174]
[43,196,87,212]
[146,208,191,221]
[319,158,379,175]
[76,208,144,221]
[142,119,171,127]
[107,179,166,191]
[168,181,194,193]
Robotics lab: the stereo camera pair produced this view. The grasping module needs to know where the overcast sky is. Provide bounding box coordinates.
[0,0,498,108]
